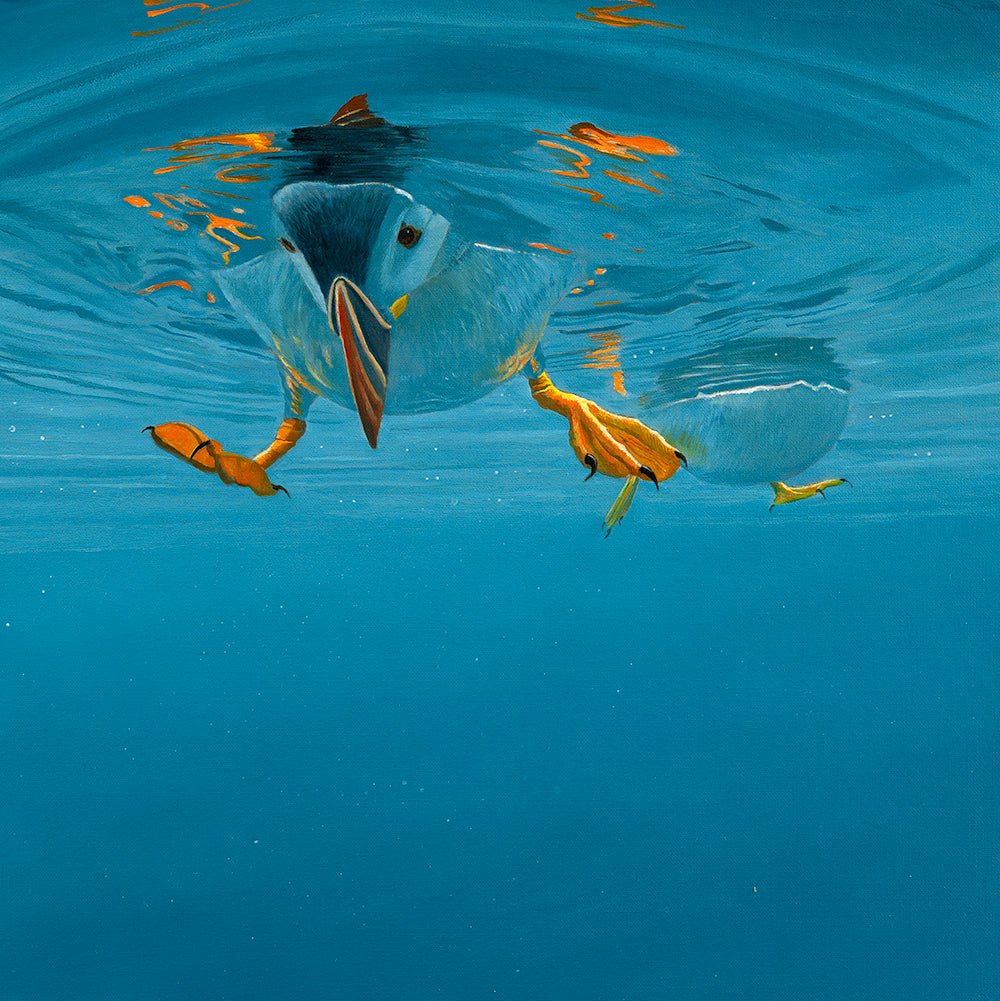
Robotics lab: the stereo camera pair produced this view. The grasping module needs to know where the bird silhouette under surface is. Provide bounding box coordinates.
[144,95,688,528]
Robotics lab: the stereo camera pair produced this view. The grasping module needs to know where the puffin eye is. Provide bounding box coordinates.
[278,237,296,253]
[397,224,422,249]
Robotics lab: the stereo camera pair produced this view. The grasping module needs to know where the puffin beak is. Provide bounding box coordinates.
[327,277,391,448]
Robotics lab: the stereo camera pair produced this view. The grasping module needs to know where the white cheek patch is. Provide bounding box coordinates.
[368,193,451,305]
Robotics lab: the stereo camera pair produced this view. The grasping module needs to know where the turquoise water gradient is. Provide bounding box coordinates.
[1,1,998,999]
[3,516,996,1000]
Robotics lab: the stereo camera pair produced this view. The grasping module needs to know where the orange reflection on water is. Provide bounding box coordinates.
[583,331,627,395]
[553,183,620,210]
[537,140,592,178]
[193,186,252,202]
[137,280,194,295]
[603,169,660,193]
[145,133,279,181]
[536,118,676,215]
[133,0,250,36]
[577,1,684,29]
[214,164,271,184]
[566,122,676,160]
[185,210,261,263]
[127,174,262,265]
[527,242,574,255]
[153,192,208,209]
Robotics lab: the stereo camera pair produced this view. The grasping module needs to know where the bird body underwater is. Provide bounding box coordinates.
[144,95,689,529]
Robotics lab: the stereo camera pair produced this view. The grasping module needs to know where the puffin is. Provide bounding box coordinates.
[144,96,687,531]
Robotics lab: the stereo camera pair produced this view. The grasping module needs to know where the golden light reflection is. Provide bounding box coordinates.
[137,280,194,295]
[125,181,263,303]
[566,122,677,159]
[144,133,279,181]
[153,192,207,209]
[214,164,271,184]
[133,0,250,36]
[583,331,627,395]
[536,116,676,225]
[526,242,574,255]
[603,169,660,193]
[194,187,253,202]
[536,140,592,178]
[553,183,620,209]
[184,210,262,263]
[577,1,684,30]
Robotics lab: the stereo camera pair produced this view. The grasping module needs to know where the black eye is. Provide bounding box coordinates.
[279,237,296,253]
[397,224,422,249]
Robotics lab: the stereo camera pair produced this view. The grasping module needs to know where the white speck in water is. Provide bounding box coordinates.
[8,426,14,433]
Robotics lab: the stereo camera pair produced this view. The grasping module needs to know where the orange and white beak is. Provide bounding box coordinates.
[327,277,391,448]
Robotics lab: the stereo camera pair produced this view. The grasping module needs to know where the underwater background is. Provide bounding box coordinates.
[1,1,997,998]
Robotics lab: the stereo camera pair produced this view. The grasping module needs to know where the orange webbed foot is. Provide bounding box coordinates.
[143,423,289,497]
[529,373,687,485]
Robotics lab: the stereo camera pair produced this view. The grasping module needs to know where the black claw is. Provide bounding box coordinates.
[638,464,659,490]
[274,484,289,497]
[674,449,688,468]
[141,426,154,433]
[842,478,854,488]
[583,453,598,481]
[190,439,211,460]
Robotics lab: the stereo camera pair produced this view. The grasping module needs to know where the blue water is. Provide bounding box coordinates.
[1,2,998,999]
